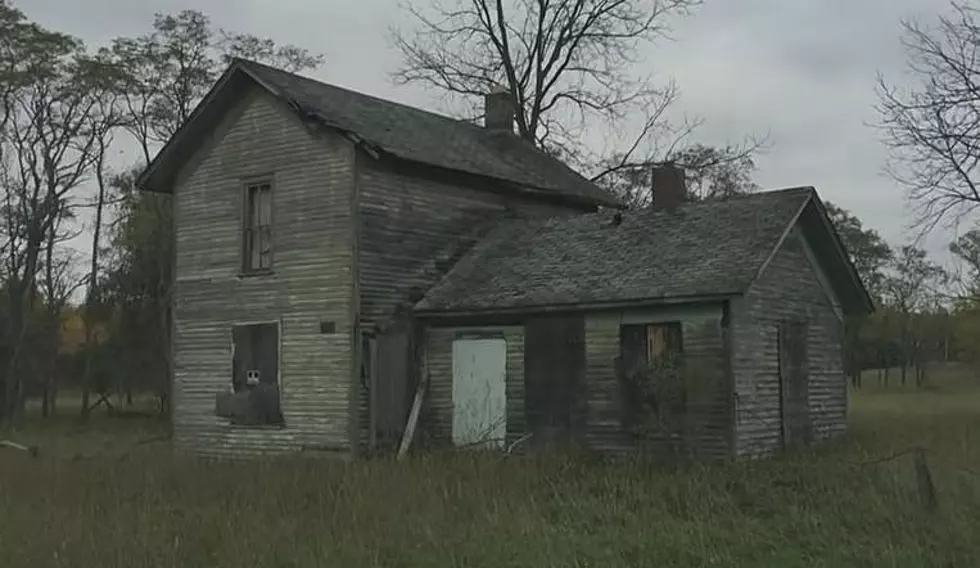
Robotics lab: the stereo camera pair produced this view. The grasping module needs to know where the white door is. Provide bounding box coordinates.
[452,338,507,448]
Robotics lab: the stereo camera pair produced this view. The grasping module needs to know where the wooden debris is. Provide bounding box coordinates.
[397,379,426,460]
[1,439,39,458]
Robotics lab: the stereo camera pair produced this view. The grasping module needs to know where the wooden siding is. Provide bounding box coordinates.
[732,227,847,457]
[583,305,732,458]
[354,159,590,448]
[172,88,355,457]
[421,326,526,448]
[356,160,586,329]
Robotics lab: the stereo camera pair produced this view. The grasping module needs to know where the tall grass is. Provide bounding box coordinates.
[2,370,979,567]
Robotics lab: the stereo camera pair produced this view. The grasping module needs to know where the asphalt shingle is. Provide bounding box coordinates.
[414,187,814,312]
[239,60,621,208]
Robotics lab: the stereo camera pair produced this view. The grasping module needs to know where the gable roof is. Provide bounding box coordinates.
[414,187,874,316]
[138,59,621,208]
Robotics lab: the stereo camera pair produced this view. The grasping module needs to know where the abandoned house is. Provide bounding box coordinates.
[137,58,873,459]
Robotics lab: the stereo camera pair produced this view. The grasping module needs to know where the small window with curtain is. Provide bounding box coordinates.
[242,179,273,273]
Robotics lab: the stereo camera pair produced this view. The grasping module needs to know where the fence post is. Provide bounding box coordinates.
[912,447,938,511]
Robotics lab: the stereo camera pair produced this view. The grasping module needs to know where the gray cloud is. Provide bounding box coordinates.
[22,0,953,260]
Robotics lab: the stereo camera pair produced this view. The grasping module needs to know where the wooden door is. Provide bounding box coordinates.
[524,316,586,448]
[778,320,811,448]
[452,337,507,448]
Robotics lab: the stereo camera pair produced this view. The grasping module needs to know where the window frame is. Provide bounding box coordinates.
[225,319,285,427]
[230,320,283,394]
[618,321,685,435]
[240,176,275,275]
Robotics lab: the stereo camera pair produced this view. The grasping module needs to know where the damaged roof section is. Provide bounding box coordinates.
[139,59,621,208]
[415,187,873,316]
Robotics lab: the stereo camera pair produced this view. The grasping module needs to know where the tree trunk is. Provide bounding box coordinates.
[41,222,60,420]
[81,145,109,421]
[3,225,44,424]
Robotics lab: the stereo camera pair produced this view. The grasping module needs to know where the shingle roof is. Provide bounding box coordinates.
[238,60,621,208]
[414,187,815,313]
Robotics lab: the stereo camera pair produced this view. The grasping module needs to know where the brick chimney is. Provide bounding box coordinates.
[484,83,514,133]
[651,161,687,210]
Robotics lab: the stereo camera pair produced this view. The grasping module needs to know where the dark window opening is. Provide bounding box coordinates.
[619,322,684,435]
[215,322,283,426]
[242,180,273,273]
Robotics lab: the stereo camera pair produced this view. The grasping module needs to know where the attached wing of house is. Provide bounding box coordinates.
[415,186,873,317]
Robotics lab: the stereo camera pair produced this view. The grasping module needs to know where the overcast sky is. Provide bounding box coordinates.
[22,0,954,261]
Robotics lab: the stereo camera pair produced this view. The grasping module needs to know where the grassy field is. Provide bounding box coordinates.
[2,367,979,567]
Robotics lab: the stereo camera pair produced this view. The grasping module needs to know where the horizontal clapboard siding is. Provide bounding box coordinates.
[173,88,354,458]
[733,227,847,457]
[421,327,526,448]
[357,161,585,329]
[583,305,731,458]
[354,161,589,448]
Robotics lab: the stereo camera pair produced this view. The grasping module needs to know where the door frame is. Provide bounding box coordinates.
[451,336,508,449]
[777,319,811,448]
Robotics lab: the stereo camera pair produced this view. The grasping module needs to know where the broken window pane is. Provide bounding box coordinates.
[224,322,283,426]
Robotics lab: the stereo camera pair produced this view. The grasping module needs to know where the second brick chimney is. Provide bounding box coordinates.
[651,161,687,210]
[484,83,514,133]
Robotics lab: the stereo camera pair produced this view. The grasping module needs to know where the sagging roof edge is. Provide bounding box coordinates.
[135,61,622,209]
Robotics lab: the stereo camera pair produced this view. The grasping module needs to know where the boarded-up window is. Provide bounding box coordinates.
[230,323,282,425]
[619,322,684,433]
[242,180,273,272]
[232,323,279,391]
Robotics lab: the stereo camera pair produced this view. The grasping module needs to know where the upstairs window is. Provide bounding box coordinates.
[242,180,273,273]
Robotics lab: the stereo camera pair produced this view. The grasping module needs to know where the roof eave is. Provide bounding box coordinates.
[137,62,257,194]
[414,292,740,319]
[805,194,876,316]
[137,58,623,211]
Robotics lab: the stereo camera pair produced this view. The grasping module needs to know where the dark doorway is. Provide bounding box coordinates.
[370,327,412,447]
[778,319,811,448]
[524,315,586,448]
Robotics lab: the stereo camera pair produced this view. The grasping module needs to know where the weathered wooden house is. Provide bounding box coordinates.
[138,59,872,459]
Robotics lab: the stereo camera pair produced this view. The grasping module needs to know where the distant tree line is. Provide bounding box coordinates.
[0,1,323,424]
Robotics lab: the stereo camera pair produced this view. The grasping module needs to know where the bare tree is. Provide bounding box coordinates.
[0,18,107,422]
[390,0,767,200]
[599,143,763,207]
[394,0,675,161]
[875,1,980,232]
[110,10,325,160]
[98,10,325,424]
[78,55,125,419]
[37,199,83,417]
